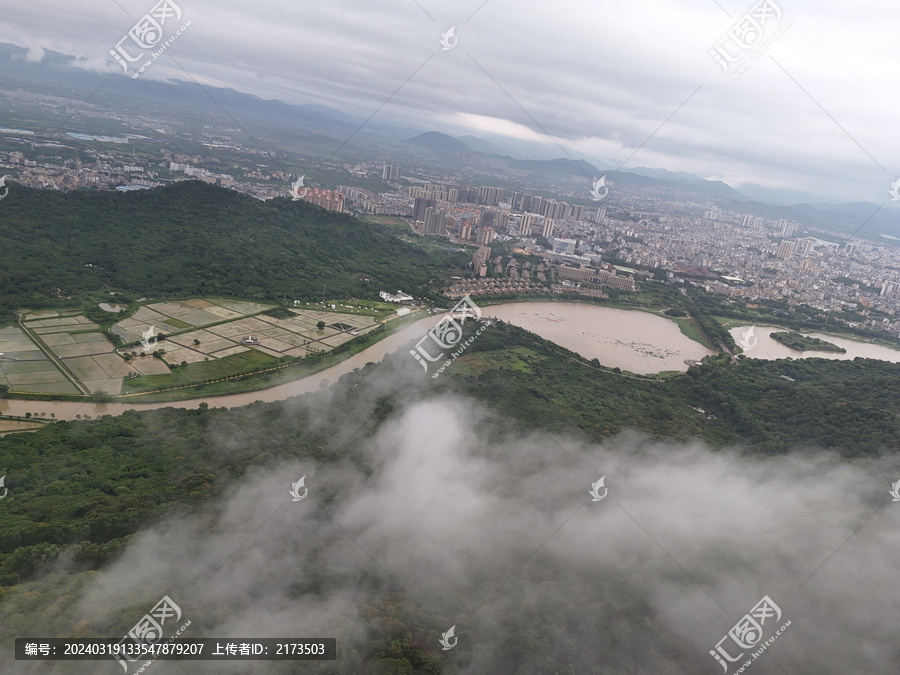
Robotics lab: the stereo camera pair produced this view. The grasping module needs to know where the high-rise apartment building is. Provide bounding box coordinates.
[424,207,446,235]
[799,238,816,257]
[472,246,491,277]
[382,164,400,181]
[300,188,344,213]
[521,212,541,235]
[476,226,495,245]
[413,197,437,223]
[542,218,555,239]
[476,186,503,206]
[776,239,796,259]
[775,219,798,237]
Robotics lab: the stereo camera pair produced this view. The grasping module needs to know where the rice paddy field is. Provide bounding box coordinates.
[2,298,392,397]
[118,298,384,392]
[0,324,80,395]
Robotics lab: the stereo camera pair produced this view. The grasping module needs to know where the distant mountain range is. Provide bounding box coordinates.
[2,41,899,239]
[404,132,745,200]
[404,131,470,155]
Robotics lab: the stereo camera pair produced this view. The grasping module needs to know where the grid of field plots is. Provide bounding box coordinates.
[0,323,80,395]
[20,310,166,395]
[3,300,385,396]
[111,298,381,365]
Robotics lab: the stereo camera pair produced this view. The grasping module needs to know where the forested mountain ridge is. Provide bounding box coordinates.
[0,181,464,314]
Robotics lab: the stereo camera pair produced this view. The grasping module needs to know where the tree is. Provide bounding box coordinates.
[0,383,9,399]
[317,320,326,330]
[193,339,200,345]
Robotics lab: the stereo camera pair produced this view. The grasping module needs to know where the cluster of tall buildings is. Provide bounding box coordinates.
[382,164,400,181]
[300,188,344,213]
[775,219,800,237]
[777,237,818,259]
[423,207,446,235]
[408,184,506,206]
[506,192,585,221]
[407,182,594,246]
[704,208,769,230]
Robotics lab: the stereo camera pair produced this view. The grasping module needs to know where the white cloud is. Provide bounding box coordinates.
[66,393,900,673]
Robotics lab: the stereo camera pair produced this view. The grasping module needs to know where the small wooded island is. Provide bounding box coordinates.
[770,331,846,353]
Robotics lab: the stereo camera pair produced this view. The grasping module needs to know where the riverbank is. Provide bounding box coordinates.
[10,302,900,424]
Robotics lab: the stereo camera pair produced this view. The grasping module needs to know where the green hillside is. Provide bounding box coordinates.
[0,181,466,316]
[2,322,900,671]
[2,323,898,583]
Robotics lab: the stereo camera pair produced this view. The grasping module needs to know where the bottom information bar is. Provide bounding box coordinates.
[16,638,336,660]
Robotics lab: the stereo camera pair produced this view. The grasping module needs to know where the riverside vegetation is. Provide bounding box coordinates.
[769,331,846,353]
[2,322,899,672]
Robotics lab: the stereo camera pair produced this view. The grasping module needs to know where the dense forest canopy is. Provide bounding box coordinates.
[768,331,846,352]
[0,181,466,314]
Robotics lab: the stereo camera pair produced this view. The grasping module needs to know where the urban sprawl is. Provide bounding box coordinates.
[4,124,900,336]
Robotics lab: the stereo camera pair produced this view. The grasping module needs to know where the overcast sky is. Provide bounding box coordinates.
[1,0,898,203]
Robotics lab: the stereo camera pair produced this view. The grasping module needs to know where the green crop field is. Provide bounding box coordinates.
[5,296,395,400]
[124,349,281,392]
